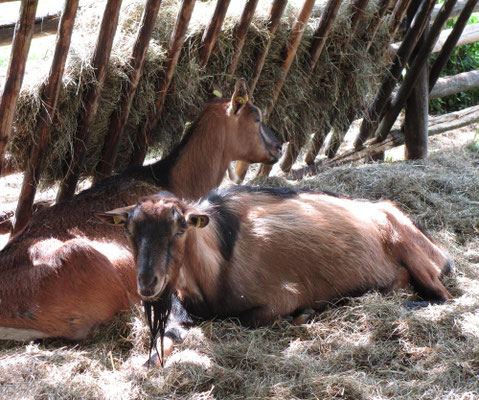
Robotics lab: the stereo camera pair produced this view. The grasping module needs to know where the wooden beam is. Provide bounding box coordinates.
[129,0,195,167]
[226,0,259,77]
[56,0,123,203]
[0,0,38,176]
[198,0,231,68]
[430,0,479,88]
[431,0,479,21]
[0,12,60,46]
[93,0,163,183]
[430,69,479,99]
[354,0,437,149]
[375,0,458,142]
[12,0,79,235]
[257,0,315,177]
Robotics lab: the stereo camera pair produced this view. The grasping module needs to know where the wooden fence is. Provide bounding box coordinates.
[0,0,478,234]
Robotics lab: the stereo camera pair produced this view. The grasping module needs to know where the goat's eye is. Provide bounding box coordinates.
[175,229,185,237]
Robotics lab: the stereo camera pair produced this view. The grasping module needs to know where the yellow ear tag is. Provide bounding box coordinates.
[113,215,122,225]
[235,96,245,104]
[195,218,202,228]
[213,89,222,98]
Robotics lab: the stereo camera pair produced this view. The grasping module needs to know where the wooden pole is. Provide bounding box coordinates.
[0,12,60,46]
[430,70,479,99]
[0,0,38,177]
[12,0,79,235]
[429,0,479,89]
[308,0,344,70]
[256,0,316,177]
[56,0,123,202]
[234,0,288,182]
[404,24,428,160]
[354,0,437,149]
[431,0,479,22]
[93,0,163,183]
[226,0,259,77]
[198,0,231,68]
[375,0,458,142]
[129,0,195,167]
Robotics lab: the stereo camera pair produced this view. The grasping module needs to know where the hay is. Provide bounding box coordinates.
[5,0,392,186]
[1,132,478,399]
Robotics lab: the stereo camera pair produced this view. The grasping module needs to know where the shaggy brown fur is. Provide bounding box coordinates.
[99,186,453,361]
[0,80,281,341]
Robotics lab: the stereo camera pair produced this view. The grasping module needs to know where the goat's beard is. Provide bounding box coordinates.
[143,284,173,368]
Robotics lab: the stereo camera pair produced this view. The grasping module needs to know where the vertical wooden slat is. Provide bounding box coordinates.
[256,0,316,177]
[198,0,231,68]
[226,0,259,77]
[354,0,436,149]
[0,0,38,176]
[308,0,343,70]
[249,0,288,93]
[429,0,479,89]
[56,0,123,203]
[375,0,458,142]
[93,0,163,183]
[129,0,195,167]
[234,0,288,181]
[12,0,79,235]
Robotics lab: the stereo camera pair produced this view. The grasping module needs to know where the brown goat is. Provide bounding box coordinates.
[97,186,453,363]
[0,79,281,341]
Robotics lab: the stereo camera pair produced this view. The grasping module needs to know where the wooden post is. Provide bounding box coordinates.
[12,0,79,235]
[226,0,259,77]
[234,0,287,182]
[198,0,231,68]
[429,0,479,89]
[302,0,370,165]
[354,0,437,149]
[93,0,163,183]
[256,0,316,177]
[0,0,38,176]
[375,0,458,142]
[56,0,123,203]
[404,25,428,160]
[129,0,195,167]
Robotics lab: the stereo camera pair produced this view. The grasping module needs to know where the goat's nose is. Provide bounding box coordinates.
[138,275,158,296]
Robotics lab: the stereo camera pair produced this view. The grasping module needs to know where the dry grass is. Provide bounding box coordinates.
[1,130,478,399]
[5,0,392,186]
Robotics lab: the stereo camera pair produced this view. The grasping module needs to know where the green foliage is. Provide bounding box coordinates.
[467,129,479,152]
[429,14,479,114]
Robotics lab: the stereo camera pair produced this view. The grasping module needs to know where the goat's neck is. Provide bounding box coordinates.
[168,117,230,200]
[178,227,223,303]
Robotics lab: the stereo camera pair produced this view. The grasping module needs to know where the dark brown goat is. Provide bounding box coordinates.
[98,186,453,363]
[0,79,281,341]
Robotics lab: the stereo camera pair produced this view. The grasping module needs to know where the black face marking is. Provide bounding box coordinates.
[204,192,241,262]
[399,261,448,302]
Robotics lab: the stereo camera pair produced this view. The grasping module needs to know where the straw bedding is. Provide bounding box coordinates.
[1,130,478,399]
[6,0,392,187]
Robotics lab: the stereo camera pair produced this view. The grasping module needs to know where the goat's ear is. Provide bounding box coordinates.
[231,78,249,114]
[185,212,209,229]
[94,205,135,226]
